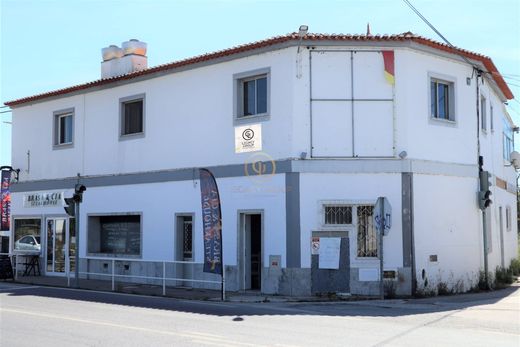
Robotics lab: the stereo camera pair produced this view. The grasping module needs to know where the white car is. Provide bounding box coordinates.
[15,235,41,252]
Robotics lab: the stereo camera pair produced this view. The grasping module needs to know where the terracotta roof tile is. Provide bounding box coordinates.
[4,32,513,106]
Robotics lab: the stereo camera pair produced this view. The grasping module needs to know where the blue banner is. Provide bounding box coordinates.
[0,171,11,231]
[199,169,223,275]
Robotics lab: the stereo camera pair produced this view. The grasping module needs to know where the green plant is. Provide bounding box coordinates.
[437,281,451,296]
[495,266,514,287]
[510,258,520,276]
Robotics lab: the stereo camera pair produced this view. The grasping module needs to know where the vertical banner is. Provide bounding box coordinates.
[0,171,11,231]
[199,168,223,275]
[382,51,395,85]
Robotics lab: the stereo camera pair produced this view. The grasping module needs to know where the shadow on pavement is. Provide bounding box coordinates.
[1,279,518,319]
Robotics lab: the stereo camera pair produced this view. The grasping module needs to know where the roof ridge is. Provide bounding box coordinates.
[4,32,512,106]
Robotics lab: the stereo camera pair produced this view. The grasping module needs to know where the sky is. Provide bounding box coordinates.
[1,0,519,166]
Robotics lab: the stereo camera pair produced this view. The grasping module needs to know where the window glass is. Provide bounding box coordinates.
[481,96,487,131]
[243,80,256,116]
[182,216,193,259]
[59,114,73,144]
[324,206,352,225]
[430,79,453,121]
[123,100,143,135]
[88,215,141,255]
[357,206,377,257]
[256,77,267,114]
[14,219,41,251]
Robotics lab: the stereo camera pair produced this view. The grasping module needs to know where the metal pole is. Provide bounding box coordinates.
[222,264,226,301]
[75,202,80,288]
[482,210,489,289]
[162,262,166,296]
[379,199,385,300]
[111,259,115,291]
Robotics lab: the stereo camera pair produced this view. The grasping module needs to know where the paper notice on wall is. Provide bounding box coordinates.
[311,237,320,255]
[235,123,262,153]
[318,237,341,269]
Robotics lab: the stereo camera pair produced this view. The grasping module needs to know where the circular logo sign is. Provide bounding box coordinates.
[244,152,276,184]
[242,128,254,141]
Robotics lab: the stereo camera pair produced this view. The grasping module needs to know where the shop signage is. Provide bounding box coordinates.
[23,192,64,208]
[199,169,223,275]
[235,123,262,153]
[0,171,11,231]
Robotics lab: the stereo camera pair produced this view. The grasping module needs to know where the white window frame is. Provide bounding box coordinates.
[233,67,271,124]
[53,108,74,149]
[119,94,145,139]
[428,73,456,124]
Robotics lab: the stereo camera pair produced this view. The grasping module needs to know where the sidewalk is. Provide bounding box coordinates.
[9,275,519,304]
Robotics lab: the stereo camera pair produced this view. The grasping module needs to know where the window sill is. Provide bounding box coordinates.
[234,113,270,125]
[86,253,142,259]
[119,132,145,141]
[429,117,457,127]
[53,143,74,150]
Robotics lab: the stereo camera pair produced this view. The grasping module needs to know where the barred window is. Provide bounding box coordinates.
[357,205,377,257]
[324,206,352,225]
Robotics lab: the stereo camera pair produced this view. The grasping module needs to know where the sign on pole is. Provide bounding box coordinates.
[374,197,392,235]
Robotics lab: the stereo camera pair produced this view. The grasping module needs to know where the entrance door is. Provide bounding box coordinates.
[240,213,262,290]
[176,215,193,287]
[46,218,73,276]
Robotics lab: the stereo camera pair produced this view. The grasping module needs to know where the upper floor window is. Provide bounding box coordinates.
[234,68,270,121]
[120,94,145,138]
[430,78,455,121]
[481,95,487,132]
[490,104,494,132]
[503,118,514,161]
[53,108,74,147]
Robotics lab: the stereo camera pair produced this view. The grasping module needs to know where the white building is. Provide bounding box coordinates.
[4,32,518,296]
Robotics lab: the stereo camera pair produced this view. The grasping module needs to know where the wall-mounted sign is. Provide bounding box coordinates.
[311,237,320,255]
[23,192,64,208]
[235,123,262,153]
[318,237,341,269]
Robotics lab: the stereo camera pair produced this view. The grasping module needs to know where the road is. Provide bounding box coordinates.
[0,282,518,347]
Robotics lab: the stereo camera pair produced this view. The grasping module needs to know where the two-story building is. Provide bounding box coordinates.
[4,31,518,296]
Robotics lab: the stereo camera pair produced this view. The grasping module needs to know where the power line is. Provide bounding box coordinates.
[0,110,12,114]
[402,0,478,70]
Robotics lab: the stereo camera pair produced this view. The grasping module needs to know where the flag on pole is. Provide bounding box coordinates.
[0,171,11,231]
[382,51,395,85]
[199,168,223,275]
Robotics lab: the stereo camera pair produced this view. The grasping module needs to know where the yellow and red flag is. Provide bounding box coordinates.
[382,51,395,85]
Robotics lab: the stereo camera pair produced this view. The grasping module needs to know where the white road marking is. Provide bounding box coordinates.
[0,307,270,347]
[0,285,40,291]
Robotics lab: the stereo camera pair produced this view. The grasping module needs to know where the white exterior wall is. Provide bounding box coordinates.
[299,173,403,269]
[414,174,481,290]
[10,174,287,267]
[11,47,298,181]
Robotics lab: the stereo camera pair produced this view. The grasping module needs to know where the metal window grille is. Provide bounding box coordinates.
[357,205,377,257]
[182,219,193,259]
[324,206,352,225]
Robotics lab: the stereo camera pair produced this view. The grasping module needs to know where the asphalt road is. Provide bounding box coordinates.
[0,282,518,347]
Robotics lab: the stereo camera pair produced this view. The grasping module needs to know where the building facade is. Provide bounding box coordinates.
[5,32,518,296]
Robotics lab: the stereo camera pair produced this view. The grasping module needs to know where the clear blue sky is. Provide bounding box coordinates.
[1,0,519,166]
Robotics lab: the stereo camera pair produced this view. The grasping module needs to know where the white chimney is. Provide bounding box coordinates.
[101,39,148,79]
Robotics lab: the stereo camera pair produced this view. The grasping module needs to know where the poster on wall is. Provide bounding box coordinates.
[318,237,341,269]
[0,171,11,231]
[234,123,262,153]
[199,168,223,275]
